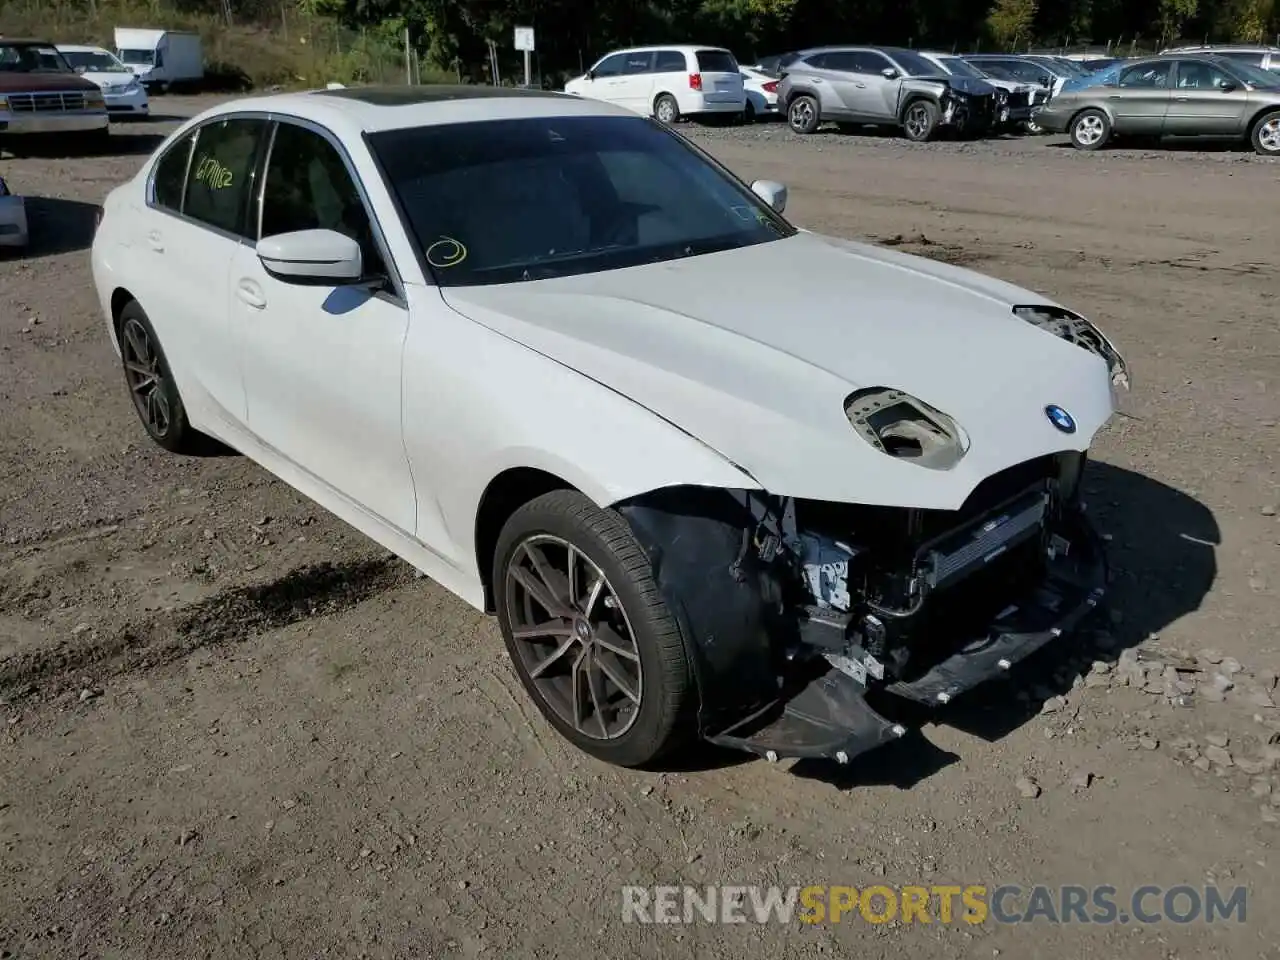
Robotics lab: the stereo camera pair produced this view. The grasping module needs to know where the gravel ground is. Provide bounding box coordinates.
[2,98,1279,960]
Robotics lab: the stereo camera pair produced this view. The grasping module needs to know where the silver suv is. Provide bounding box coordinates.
[777,45,1000,141]
[1159,44,1280,74]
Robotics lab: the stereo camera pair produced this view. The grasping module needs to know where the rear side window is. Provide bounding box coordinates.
[183,117,268,236]
[654,50,686,72]
[622,51,653,74]
[152,131,195,211]
[696,49,738,73]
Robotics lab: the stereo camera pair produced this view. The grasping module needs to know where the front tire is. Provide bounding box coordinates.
[116,300,202,454]
[1070,108,1111,150]
[787,94,820,134]
[901,99,939,142]
[1251,110,1280,156]
[653,93,680,125]
[493,490,696,768]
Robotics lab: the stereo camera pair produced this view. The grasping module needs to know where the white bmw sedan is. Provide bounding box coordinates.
[92,86,1128,769]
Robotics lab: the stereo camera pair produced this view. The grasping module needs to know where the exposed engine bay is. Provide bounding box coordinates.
[618,451,1106,765]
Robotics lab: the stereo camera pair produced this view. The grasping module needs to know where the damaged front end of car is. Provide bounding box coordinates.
[616,445,1107,766]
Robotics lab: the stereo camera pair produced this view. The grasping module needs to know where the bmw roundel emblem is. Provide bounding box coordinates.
[1044,404,1077,434]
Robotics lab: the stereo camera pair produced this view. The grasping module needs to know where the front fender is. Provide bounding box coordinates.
[402,290,760,582]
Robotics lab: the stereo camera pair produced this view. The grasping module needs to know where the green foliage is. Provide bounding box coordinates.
[4,0,1277,89]
[987,0,1039,47]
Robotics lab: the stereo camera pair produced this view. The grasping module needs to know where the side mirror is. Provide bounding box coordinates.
[585,68,595,80]
[1219,81,1237,92]
[881,67,898,79]
[1039,75,1053,86]
[750,179,787,213]
[257,229,363,285]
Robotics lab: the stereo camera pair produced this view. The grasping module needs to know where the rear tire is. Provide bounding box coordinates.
[1070,108,1111,150]
[787,94,820,134]
[744,101,756,124]
[653,93,680,125]
[1251,110,1280,156]
[493,490,696,768]
[116,300,203,454]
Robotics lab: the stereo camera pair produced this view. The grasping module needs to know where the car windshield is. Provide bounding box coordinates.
[369,115,796,286]
[1225,59,1280,87]
[118,48,154,65]
[938,56,986,79]
[1050,57,1092,77]
[889,49,944,77]
[0,42,74,73]
[62,50,130,72]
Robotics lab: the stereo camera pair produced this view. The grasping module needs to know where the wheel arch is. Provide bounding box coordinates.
[1068,103,1114,133]
[652,90,679,117]
[783,85,821,110]
[898,90,939,120]
[474,467,578,612]
[108,286,138,352]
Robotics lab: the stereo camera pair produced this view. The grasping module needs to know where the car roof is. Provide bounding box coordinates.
[600,45,730,55]
[193,84,641,136]
[55,44,107,52]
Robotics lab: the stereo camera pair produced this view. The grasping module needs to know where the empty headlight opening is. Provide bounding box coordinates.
[845,388,968,470]
[1014,305,1130,391]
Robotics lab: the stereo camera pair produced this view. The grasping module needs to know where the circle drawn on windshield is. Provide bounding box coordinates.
[426,236,467,269]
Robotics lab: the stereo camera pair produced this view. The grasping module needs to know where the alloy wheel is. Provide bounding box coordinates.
[120,317,170,437]
[1075,114,1105,146]
[789,98,814,130]
[1258,118,1280,154]
[905,103,930,139]
[656,99,676,123]
[504,534,644,740]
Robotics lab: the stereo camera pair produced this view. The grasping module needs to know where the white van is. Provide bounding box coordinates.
[114,28,203,90]
[564,45,746,123]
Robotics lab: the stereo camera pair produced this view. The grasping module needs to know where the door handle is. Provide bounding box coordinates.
[146,230,163,252]
[236,280,266,310]
[1175,96,1189,101]
[854,82,866,88]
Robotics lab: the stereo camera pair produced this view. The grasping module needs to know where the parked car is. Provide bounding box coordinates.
[114,28,203,91]
[778,45,1001,140]
[740,65,780,121]
[753,52,803,76]
[963,54,1070,96]
[1160,44,1280,74]
[0,38,109,150]
[563,45,746,123]
[0,175,28,250]
[58,44,149,119]
[1031,53,1280,154]
[92,85,1126,768]
[917,51,1045,130]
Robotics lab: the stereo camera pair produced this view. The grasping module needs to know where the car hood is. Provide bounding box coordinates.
[911,75,993,96]
[0,71,99,93]
[80,70,135,85]
[442,232,1115,510]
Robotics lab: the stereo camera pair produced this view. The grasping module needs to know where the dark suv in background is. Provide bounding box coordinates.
[777,45,1000,141]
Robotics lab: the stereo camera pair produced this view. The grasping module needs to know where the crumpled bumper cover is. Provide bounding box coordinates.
[619,487,1107,766]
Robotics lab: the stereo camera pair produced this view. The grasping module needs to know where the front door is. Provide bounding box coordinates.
[1166,59,1251,136]
[231,119,416,533]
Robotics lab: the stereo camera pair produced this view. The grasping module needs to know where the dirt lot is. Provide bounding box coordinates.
[2,98,1279,959]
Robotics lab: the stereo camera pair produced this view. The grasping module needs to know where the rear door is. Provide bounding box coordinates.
[136,115,268,429]
[1109,60,1173,135]
[838,49,901,119]
[694,48,744,106]
[1166,59,1251,136]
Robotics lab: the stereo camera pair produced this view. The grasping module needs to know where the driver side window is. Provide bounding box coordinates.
[1175,61,1233,89]
[259,121,388,279]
